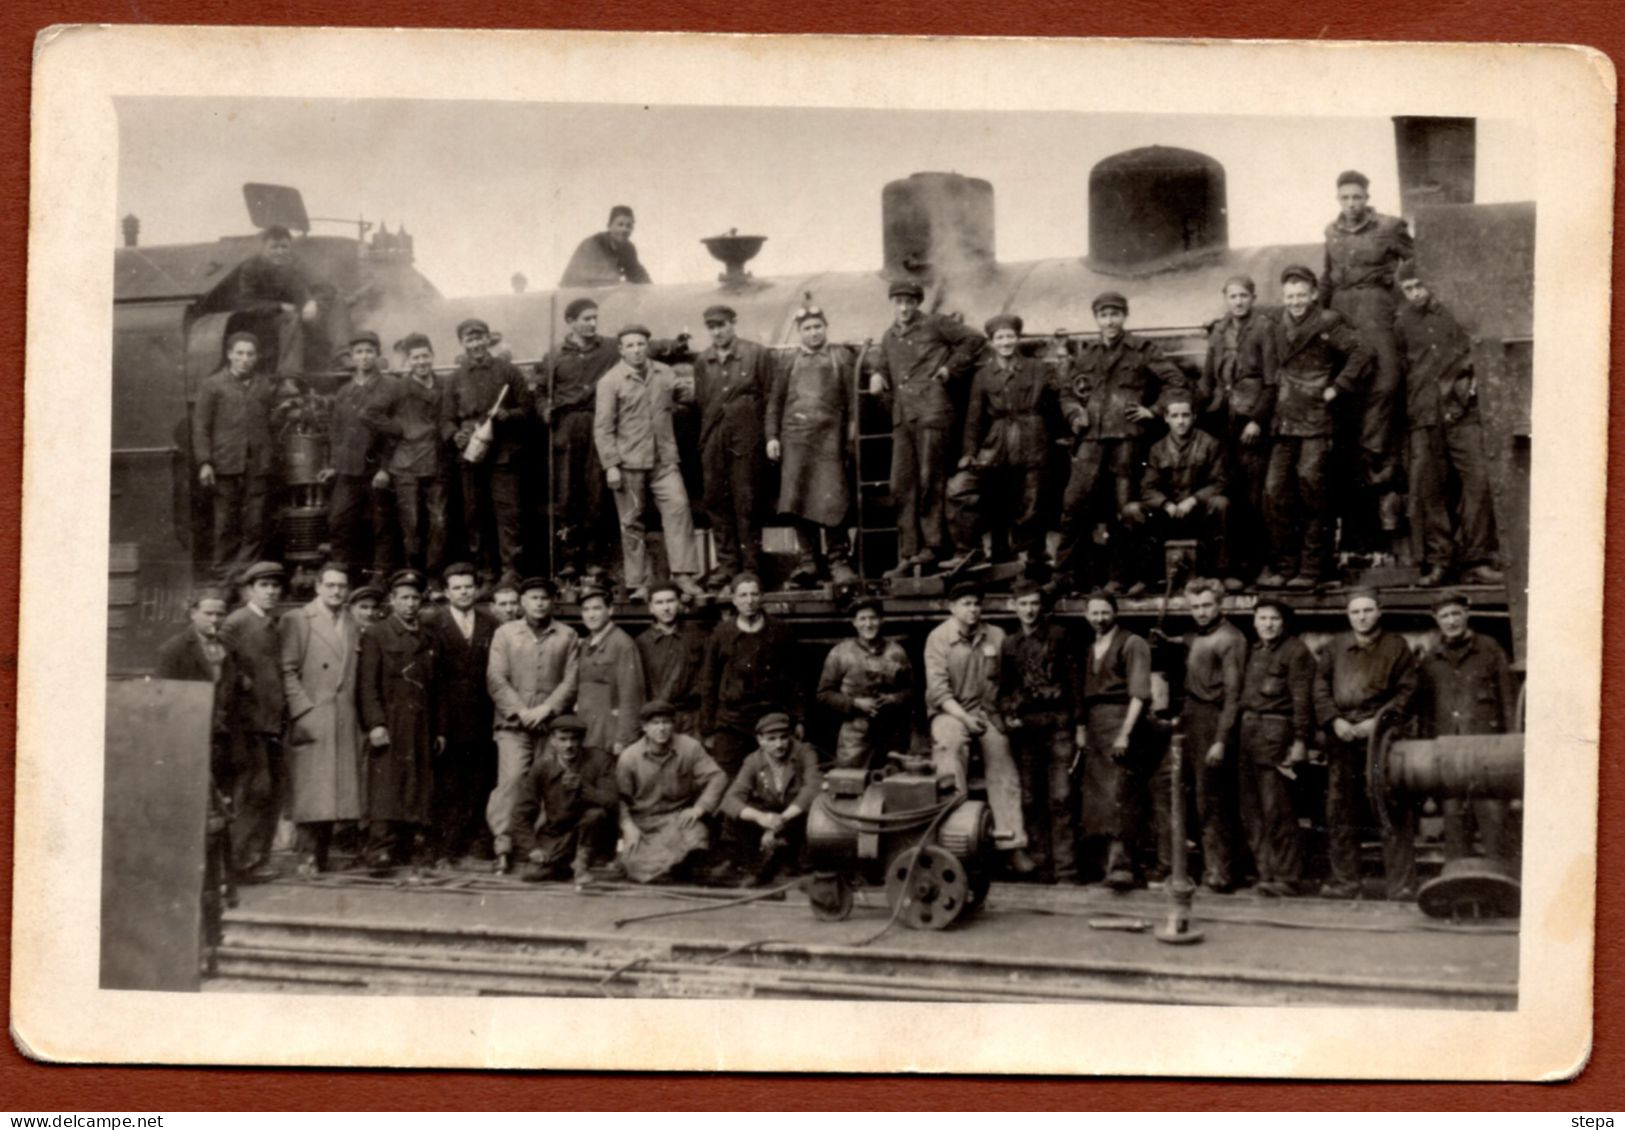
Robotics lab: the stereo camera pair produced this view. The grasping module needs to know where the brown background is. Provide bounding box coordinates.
[2,0,1620,1110]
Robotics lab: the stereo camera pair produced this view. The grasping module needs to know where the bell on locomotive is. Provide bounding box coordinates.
[804,751,996,930]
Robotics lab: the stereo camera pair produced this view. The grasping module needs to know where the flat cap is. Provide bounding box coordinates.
[1280,264,1318,288]
[888,279,925,300]
[441,561,479,582]
[1336,169,1370,190]
[549,714,588,735]
[1091,291,1129,314]
[947,580,982,602]
[702,304,737,324]
[388,569,426,592]
[640,699,676,721]
[1251,595,1294,620]
[755,712,792,735]
[349,329,381,350]
[564,297,599,322]
[577,585,612,606]
[348,584,385,605]
[519,576,557,596]
[1396,260,1423,284]
[455,318,491,339]
[241,560,287,584]
[616,323,653,340]
[1432,590,1472,612]
[984,313,1024,337]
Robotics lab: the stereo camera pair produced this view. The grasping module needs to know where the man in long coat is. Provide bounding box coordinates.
[357,569,443,872]
[426,562,499,865]
[690,304,773,590]
[279,563,365,875]
[766,303,860,588]
[217,560,288,882]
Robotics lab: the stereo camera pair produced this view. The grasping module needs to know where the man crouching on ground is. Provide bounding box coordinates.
[615,699,727,883]
[512,714,618,883]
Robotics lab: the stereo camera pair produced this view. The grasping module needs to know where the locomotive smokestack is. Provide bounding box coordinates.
[1088,146,1227,275]
[882,172,995,280]
[1392,116,1476,220]
[701,229,767,289]
[121,213,140,248]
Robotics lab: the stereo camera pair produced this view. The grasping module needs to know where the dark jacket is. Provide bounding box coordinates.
[560,231,652,287]
[637,622,708,720]
[1260,308,1372,438]
[1394,296,1475,430]
[875,313,985,428]
[363,372,446,476]
[1239,635,1317,747]
[998,622,1081,723]
[1200,310,1276,422]
[442,354,532,466]
[1416,631,1516,737]
[1141,429,1228,509]
[1320,211,1414,308]
[961,354,1058,469]
[512,745,619,845]
[721,742,824,819]
[219,606,284,734]
[701,615,802,733]
[192,367,281,477]
[236,254,310,314]
[1314,629,1418,729]
[157,628,221,683]
[539,334,621,419]
[328,374,392,477]
[1056,333,1189,442]
[357,614,440,824]
[692,338,773,455]
[428,607,498,746]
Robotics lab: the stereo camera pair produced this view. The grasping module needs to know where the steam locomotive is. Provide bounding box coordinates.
[109,116,1530,675]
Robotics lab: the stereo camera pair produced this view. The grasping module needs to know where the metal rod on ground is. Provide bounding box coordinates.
[1155,730,1204,945]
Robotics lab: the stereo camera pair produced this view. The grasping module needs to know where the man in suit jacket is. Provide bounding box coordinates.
[217,560,288,882]
[157,590,229,682]
[278,563,365,875]
[191,332,282,583]
[427,562,500,864]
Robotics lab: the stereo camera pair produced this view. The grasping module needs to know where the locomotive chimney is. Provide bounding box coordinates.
[882,172,995,280]
[1392,116,1476,220]
[702,229,768,289]
[121,213,140,248]
[1087,146,1227,275]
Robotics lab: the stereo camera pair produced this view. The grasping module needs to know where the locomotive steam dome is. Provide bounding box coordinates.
[882,172,996,278]
[1088,146,1228,274]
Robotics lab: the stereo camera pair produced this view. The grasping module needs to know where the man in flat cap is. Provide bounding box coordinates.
[236,225,319,375]
[1257,265,1373,590]
[946,312,1058,577]
[485,575,581,873]
[278,562,363,876]
[1394,267,1504,586]
[924,581,1036,874]
[615,700,728,883]
[871,278,985,577]
[319,329,395,582]
[511,714,619,883]
[192,331,283,583]
[216,560,288,882]
[718,713,824,886]
[363,332,449,584]
[537,297,621,591]
[1414,591,1518,867]
[442,317,532,587]
[682,304,771,591]
[1236,595,1315,896]
[594,325,704,602]
[997,577,1084,882]
[816,595,915,771]
[357,569,442,873]
[425,561,500,866]
[766,299,862,589]
[348,584,386,630]
[1051,291,1190,598]
[1321,169,1415,551]
[560,204,653,287]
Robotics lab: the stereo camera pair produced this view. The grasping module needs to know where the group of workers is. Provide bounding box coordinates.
[189,171,1503,601]
[159,546,1517,899]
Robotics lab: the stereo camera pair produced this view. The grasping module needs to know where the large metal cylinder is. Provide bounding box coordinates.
[1387,733,1523,799]
[283,431,328,486]
[1088,146,1227,273]
[882,172,995,278]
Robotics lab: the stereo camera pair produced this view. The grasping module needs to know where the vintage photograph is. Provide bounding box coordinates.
[15,29,1609,1075]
